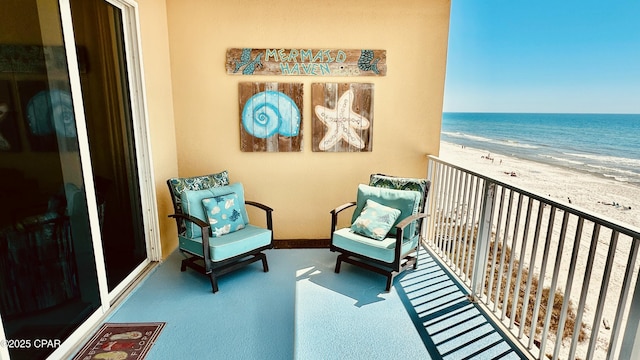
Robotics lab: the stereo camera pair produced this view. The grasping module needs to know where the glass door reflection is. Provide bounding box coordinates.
[0,1,101,359]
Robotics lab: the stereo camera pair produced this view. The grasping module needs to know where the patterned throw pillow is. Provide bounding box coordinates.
[351,184,421,240]
[351,199,401,241]
[201,192,245,237]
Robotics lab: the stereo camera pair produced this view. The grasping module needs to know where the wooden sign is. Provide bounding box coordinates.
[239,82,303,152]
[227,48,386,77]
[312,83,374,152]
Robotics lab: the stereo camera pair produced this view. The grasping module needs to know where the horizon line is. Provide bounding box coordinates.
[442,111,640,116]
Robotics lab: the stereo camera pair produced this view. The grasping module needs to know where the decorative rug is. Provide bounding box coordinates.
[72,322,165,360]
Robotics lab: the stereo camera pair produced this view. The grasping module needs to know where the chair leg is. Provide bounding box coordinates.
[335,254,343,273]
[261,253,269,272]
[180,259,187,272]
[385,274,393,292]
[209,273,219,293]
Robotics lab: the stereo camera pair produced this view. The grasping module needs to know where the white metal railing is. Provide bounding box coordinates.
[423,155,640,360]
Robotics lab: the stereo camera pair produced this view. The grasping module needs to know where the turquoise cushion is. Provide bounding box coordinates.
[202,192,245,237]
[168,171,229,235]
[351,184,421,239]
[351,199,401,240]
[369,174,429,238]
[180,183,249,239]
[179,224,271,262]
[332,228,419,263]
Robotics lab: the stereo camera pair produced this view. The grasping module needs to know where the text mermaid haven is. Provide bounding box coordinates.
[265,49,348,63]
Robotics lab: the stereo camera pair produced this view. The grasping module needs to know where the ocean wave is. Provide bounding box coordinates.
[585,163,640,177]
[442,131,492,143]
[539,154,585,165]
[602,174,633,183]
[442,132,538,149]
[564,152,640,167]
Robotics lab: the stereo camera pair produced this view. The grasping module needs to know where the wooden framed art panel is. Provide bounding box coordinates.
[227,48,386,76]
[239,82,303,152]
[312,83,374,152]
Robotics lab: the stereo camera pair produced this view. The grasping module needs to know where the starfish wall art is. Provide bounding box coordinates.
[311,83,374,152]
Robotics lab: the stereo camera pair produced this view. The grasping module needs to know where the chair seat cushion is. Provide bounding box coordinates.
[332,227,418,263]
[179,224,271,262]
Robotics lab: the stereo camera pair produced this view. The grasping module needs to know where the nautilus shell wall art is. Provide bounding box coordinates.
[239,82,303,152]
[311,83,374,152]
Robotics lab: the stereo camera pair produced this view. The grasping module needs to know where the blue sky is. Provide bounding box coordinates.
[442,1,640,114]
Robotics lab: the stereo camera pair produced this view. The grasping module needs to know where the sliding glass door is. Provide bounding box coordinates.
[0,0,155,358]
[0,1,101,359]
[69,0,148,292]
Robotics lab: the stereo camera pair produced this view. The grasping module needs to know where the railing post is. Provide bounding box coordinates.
[470,181,495,298]
[425,157,436,243]
[619,255,640,360]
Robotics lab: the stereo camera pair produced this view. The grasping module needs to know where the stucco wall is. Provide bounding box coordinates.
[163,0,450,244]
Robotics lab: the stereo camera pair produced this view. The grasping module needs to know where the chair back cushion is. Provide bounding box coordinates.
[180,182,249,239]
[369,174,430,238]
[351,184,421,240]
[167,171,229,235]
[369,173,430,213]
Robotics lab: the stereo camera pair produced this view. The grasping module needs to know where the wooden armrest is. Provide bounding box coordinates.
[392,213,429,261]
[245,201,274,231]
[169,213,209,228]
[330,202,357,234]
[245,200,273,212]
[169,213,212,261]
[330,202,357,216]
[395,213,428,231]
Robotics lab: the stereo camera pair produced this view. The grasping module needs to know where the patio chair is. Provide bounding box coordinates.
[329,174,430,291]
[167,171,273,293]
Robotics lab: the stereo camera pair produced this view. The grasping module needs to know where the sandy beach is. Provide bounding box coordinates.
[438,141,640,231]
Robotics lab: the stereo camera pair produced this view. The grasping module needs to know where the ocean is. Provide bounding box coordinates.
[440,112,640,185]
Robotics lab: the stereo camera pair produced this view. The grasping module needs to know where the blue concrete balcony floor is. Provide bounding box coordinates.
[77,247,528,359]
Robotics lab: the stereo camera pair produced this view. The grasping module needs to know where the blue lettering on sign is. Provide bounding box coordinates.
[300,49,313,62]
[301,63,315,75]
[280,62,331,75]
[288,49,299,62]
[319,63,330,75]
[265,49,278,61]
[278,49,288,62]
[323,50,334,62]
[237,49,368,75]
[280,63,291,75]
[312,50,323,62]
